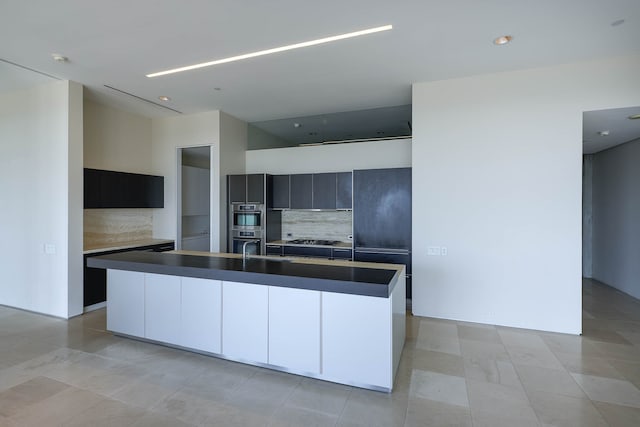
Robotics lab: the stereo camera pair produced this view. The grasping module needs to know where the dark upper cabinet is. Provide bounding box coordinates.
[312,173,336,209]
[84,168,164,209]
[353,167,411,250]
[271,172,352,210]
[271,175,290,209]
[228,174,247,203]
[228,174,265,204]
[336,172,352,209]
[290,174,313,209]
[247,174,265,204]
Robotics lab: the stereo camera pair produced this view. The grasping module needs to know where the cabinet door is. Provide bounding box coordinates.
[354,250,411,274]
[266,245,283,256]
[83,169,102,208]
[331,248,353,260]
[312,173,336,209]
[283,246,331,258]
[84,255,107,306]
[107,270,145,337]
[290,174,313,209]
[228,174,247,203]
[222,281,268,363]
[271,175,290,209]
[247,174,265,204]
[353,168,411,249]
[180,277,222,353]
[322,291,392,389]
[145,273,181,345]
[336,172,352,209]
[269,287,321,374]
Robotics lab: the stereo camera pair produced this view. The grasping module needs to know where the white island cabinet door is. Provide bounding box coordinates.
[145,273,181,345]
[322,292,392,389]
[268,286,321,374]
[180,277,222,353]
[222,281,268,363]
[107,270,145,337]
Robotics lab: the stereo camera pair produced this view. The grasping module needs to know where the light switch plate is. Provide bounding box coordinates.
[427,246,441,256]
[44,244,56,254]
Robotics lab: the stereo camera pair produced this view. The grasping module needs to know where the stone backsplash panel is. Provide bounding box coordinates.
[84,209,152,247]
[281,210,352,243]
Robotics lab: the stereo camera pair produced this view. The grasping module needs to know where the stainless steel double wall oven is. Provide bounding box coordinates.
[229,203,264,255]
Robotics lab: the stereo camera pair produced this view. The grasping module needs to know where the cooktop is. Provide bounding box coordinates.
[288,239,340,246]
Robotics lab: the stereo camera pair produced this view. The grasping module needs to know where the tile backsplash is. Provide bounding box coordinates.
[281,210,352,242]
[84,209,152,247]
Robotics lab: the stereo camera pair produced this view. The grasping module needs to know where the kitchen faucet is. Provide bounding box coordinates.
[242,240,260,261]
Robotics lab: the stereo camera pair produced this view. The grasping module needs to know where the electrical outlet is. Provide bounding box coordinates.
[427,246,441,256]
[441,246,448,256]
[44,244,56,254]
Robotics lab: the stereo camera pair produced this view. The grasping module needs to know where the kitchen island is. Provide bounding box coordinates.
[87,251,406,392]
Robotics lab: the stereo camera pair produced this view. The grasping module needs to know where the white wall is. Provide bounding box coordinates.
[0,80,83,318]
[67,82,84,317]
[152,111,236,252]
[84,99,152,173]
[245,138,411,174]
[582,155,593,278]
[219,112,248,249]
[412,54,640,334]
[592,138,640,300]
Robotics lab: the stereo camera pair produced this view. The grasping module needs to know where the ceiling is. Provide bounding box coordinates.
[583,107,640,154]
[249,105,412,149]
[1,1,639,148]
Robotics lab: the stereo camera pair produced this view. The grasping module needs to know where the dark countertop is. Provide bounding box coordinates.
[84,239,174,255]
[87,251,400,298]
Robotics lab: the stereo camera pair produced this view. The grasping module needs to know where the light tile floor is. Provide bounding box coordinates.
[1,278,639,426]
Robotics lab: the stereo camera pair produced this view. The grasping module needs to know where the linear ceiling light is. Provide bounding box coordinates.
[146,24,393,78]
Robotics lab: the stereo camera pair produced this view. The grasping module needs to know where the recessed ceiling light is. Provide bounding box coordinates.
[51,53,68,62]
[493,35,513,45]
[611,19,625,27]
[598,130,610,136]
[628,114,640,120]
[146,24,393,78]
[158,96,171,102]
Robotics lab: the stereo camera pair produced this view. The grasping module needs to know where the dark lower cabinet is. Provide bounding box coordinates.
[83,242,174,308]
[266,245,283,256]
[83,259,107,307]
[331,248,353,260]
[354,250,412,299]
[283,245,332,258]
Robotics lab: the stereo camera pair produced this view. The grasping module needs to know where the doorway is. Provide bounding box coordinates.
[582,106,640,302]
[177,146,212,251]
